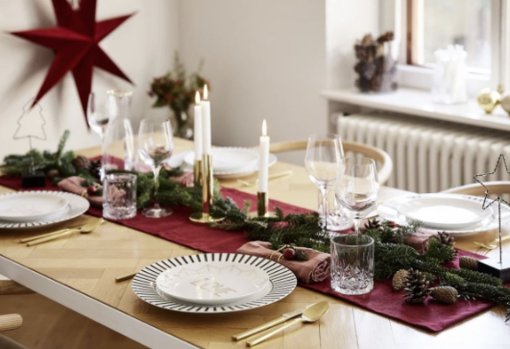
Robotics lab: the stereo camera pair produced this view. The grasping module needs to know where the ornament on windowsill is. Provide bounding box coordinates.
[13,98,47,188]
[477,85,504,114]
[474,154,510,283]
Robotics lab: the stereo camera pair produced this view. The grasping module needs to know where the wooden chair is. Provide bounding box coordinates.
[0,277,30,349]
[268,140,393,185]
[442,181,510,197]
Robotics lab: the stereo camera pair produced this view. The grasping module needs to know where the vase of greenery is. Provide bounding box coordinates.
[148,53,209,139]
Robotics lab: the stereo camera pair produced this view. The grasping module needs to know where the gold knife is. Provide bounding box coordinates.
[232,305,311,341]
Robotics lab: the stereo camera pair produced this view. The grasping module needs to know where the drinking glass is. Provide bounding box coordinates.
[138,118,174,218]
[103,173,137,220]
[304,134,344,231]
[330,234,374,295]
[335,157,379,235]
[87,92,114,140]
[318,188,352,232]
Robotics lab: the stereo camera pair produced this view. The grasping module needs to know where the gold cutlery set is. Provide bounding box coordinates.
[19,218,104,246]
[232,301,329,347]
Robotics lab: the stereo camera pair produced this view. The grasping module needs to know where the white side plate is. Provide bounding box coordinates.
[184,147,260,172]
[156,260,269,305]
[0,191,90,230]
[397,194,493,230]
[0,192,68,222]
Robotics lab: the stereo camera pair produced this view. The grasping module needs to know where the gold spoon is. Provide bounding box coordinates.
[27,218,104,246]
[246,301,329,347]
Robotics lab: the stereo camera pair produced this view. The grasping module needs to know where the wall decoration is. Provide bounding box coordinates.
[10,0,135,126]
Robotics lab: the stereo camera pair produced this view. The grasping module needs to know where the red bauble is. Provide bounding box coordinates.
[10,0,134,126]
[283,248,296,260]
[87,185,98,196]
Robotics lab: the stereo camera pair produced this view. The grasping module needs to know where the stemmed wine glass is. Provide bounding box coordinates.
[138,118,174,218]
[335,157,379,235]
[304,134,344,231]
[87,92,114,140]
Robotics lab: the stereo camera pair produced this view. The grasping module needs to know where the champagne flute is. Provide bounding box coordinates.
[335,157,379,235]
[138,118,174,218]
[87,92,113,140]
[304,134,344,231]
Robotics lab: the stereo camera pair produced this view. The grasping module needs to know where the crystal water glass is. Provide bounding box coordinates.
[103,173,137,220]
[330,234,374,295]
[304,134,344,231]
[335,157,379,235]
[138,118,174,218]
[318,188,352,232]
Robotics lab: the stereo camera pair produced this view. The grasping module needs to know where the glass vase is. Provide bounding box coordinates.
[102,90,135,172]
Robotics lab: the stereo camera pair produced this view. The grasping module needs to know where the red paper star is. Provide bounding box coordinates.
[10,0,134,126]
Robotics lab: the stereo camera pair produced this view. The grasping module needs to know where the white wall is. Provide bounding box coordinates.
[178,0,328,162]
[0,0,179,159]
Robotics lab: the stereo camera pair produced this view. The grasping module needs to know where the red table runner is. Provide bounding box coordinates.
[0,175,497,332]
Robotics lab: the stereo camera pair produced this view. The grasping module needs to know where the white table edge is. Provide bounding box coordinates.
[0,255,198,349]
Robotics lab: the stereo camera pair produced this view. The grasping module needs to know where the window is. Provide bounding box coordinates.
[381,0,510,92]
[407,0,492,74]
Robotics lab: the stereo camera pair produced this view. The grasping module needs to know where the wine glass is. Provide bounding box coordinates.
[138,118,174,218]
[304,134,344,231]
[87,92,114,140]
[335,157,379,235]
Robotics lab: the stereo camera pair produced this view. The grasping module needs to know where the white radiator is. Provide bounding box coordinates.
[337,113,510,193]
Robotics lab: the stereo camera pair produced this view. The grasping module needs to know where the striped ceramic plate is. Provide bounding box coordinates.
[132,253,297,314]
[0,191,89,229]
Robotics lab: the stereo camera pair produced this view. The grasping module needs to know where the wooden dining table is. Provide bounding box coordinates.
[0,138,509,349]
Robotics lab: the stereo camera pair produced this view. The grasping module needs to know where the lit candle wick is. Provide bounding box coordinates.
[195,91,201,105]
[203,84,209,101]
[262,119,267,137]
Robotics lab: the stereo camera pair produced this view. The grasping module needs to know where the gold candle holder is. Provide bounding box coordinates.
[193,159,202,186]
[190,154,222,223]
[257,191,269,217]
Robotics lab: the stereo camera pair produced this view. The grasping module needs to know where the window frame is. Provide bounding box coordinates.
[380,0,508,95]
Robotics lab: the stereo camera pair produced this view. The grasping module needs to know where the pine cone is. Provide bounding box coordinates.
[89,159,102,180]
[72,155,91,170]
[403,269,430,304]
[392,269,409,291]
[364,218,382,231]
[437,231,455,247]
[436,231,459,257]
[376,31,394,43]
[459,256,478,271]
[430,286,458,304]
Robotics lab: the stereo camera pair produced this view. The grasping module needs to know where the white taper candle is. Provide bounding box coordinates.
[193,91,202,160]
[201,84,211,155]
[258,119,270,192]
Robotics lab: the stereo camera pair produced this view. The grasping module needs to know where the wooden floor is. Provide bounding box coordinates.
[0,292,147,349]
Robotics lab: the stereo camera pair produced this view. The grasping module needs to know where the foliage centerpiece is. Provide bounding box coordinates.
[148,53,209,139]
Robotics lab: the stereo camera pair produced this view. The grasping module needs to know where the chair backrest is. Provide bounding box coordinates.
[268,140,393,185]
[442,181,510,197]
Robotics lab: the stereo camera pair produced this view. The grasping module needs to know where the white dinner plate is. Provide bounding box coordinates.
[397,194,493,230]
[0,191,90,229]
[184,147,260,172]
[379,194,510,236]
[132,253,297,314]
[0,192,68,222]
[156,257,270,305]
[169,150,277,179]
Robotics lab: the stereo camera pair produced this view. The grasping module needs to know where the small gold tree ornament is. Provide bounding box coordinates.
[474,154,510,283]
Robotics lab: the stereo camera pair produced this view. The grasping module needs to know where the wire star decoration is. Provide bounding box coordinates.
[473,154,510,264]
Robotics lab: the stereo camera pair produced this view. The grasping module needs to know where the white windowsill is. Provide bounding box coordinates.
[321,87,510,132]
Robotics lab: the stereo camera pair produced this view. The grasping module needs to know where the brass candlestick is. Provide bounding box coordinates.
[257,192,269,217]
[193,159,202,186]
[190,154,222,223]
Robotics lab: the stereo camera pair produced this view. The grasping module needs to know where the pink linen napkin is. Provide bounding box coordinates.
[57,176,103,206]
[403,230,439,254]
[237,241,331,284]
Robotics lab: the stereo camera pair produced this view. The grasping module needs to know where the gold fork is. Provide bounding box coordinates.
[473,235,510,255]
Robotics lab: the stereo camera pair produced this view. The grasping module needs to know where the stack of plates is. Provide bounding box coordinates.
[0,191,89,229]
[378,193,508,236]
[132,253,297,313]
[169,147,277,179]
